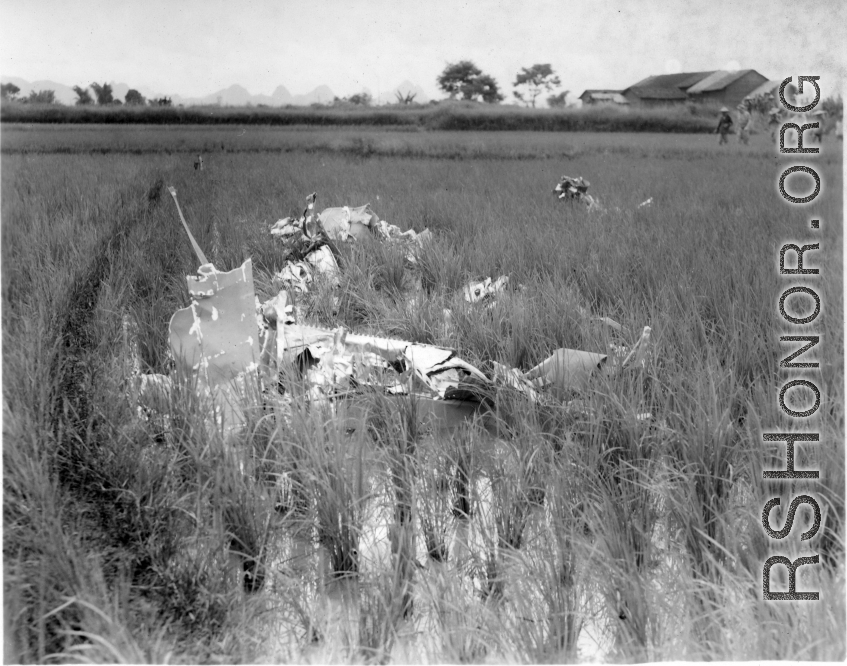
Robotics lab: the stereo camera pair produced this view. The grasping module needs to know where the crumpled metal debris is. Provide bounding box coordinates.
[156,267,653,431]
[496,326,653,401]
[319,204,379,241]
[464,276,509,305]
[275,245,341,293]
[554,175,598,210]
[271,193,431,272]
[149,185,656,435]
[279,323,489,403]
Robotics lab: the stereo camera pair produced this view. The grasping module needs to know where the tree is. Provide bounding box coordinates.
[28,90,56,104]
[1,83,20,100]
[513,64,561,108]
[125,89,145,105]
[73,85,93,105]
[462,73,503,104]
[437,60,503,103]
[348,91,372,106]
[90,82,114,105]
[149,96,172,107]
[547,90,571,109]
[438,61,482,98]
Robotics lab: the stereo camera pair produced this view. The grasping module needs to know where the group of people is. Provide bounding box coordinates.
[717,100,835,146]
[715,101,754,145]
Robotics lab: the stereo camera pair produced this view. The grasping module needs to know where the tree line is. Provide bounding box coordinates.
[331,62,569,108]
[2,62,570,108]
[0,82,172,107]
[437,61,569,107]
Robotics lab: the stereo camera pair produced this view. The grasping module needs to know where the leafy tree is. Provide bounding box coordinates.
[1,83,20,100]
[462,73,503,103]
[125,89,145,105]
[348,91,372,106]
[150,96,173,107]
[90,82,114,105]
[28,90,56,104]
[73,85,93,105]
[437,60,503,103]
[438,60,482,98]
[513,63,561,108]
[547,90,571,108]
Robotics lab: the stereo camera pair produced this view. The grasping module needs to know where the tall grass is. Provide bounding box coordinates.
[2,99,716,133]
[2,129,843,662]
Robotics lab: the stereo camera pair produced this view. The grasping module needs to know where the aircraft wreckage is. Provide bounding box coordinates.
[135,188,653,435]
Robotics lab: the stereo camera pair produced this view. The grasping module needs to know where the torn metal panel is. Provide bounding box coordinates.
[270,217,302,239]
[318,204,379,241]
[280,324,489,402]
[170,260,261,385]
[490,360,540,402]
[522,348,608,396]
[274,244,341,294]
[275,261,312,293]
[271,194,431,274]
[304,245,341,286]
[169,259,261,431]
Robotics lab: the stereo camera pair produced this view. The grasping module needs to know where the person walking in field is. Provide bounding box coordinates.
[716,107,734,145]
[737,102,752,145]
[768,106,782,140]
[809,110,829,144]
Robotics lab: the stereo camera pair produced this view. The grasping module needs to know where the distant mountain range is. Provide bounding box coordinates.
[1,77,430,107]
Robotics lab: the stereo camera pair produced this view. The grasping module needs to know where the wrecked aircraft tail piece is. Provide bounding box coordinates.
[554,175,598,210]
[146,187,655,435]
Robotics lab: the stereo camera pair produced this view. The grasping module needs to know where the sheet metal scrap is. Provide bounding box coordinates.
[318,204,380,242]
[168,259,262,431]
[274,245,341,293]
[280,323,489,402]
[463,275,510,305]
[271,193,431,266]
[157,185,655,433]
[510,326,652,400]
[554,175,598,210]
[161,274,653,430]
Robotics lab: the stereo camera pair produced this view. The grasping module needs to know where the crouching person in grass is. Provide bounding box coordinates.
[716,107,734,145]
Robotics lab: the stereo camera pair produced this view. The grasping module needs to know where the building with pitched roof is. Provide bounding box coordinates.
[621,70,769,107]
[622,71,714,106]
[578,90,629,105]
[685,69,769,107]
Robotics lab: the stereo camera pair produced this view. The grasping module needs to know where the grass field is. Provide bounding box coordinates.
[2,124,844,663]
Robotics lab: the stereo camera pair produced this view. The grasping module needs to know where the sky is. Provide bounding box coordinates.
[2,0,845,103]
